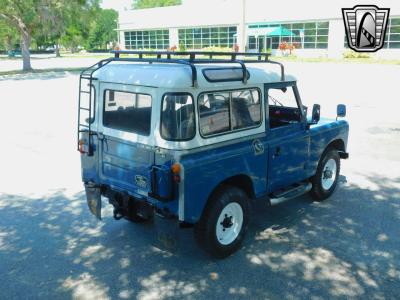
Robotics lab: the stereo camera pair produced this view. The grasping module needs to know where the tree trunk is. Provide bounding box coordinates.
[55,42,60,57]
[20,26,32,71]
[0,14,32,70]
[5,34,12,51]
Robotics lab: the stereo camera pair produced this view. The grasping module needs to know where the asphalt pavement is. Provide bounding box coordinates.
[0,61,399,299]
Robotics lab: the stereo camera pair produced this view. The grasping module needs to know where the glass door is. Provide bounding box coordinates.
[257,36,265,52]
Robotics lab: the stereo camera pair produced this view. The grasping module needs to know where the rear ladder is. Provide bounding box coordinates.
[77,60,111,155]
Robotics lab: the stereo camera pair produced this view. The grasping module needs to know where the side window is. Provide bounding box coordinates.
[231,90,261,130]
[198,88,261,137]
[198,92,231,136]
[103,90,152,135]
[161,94,195,141]
[268,86,302,129]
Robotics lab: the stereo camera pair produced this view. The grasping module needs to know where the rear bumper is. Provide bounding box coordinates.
[83,183,180,221]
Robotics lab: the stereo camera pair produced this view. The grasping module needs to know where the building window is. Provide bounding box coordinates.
[385,17,400,49]
[178,26,237,49]
[124,29,169,50]
[248,36,257,50]
[248,21,329,50]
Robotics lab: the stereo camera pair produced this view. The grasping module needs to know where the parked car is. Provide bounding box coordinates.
[7,49,21,57]
[78,51,349,258]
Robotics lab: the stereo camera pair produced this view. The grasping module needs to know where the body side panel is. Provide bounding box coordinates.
[307,119,349,177]
[267,123,311,192]
[180,135,268,223]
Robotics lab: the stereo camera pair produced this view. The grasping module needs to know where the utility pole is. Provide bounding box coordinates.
[239,0,246,51]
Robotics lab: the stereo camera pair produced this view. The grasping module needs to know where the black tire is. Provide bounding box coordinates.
[194,185,250,258]
[310,148,340,201]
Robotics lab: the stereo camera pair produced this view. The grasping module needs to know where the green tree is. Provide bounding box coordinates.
[88,9,118,50]
[39,0,72,57]
[60,0,101,53]
[41,0,99,55]
[0,18,18,51]
[0,0,44,70]
[0,0,99,69]
[133,0,181,9]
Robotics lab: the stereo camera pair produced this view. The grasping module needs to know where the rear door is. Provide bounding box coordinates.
[97,83,156,195]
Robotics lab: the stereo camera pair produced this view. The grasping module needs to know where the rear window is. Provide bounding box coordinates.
[103,90,152,135]
[161,94,195,141]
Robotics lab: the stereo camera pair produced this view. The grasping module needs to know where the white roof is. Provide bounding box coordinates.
[118,0,400,31]
[93,62,296,88]
[119,1,240,31]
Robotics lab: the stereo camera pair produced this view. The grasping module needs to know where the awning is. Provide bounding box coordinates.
[242,26,295,37]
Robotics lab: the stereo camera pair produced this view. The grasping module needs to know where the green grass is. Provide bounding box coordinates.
[61,53,112,59]
[0,67,85,77]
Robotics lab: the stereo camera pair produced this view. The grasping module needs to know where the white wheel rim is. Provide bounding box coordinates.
[321,158,337,190]
[216,202,243,245]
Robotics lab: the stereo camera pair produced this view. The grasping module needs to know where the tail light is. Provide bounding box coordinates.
[79,139,86,154]
[171,163,181,183]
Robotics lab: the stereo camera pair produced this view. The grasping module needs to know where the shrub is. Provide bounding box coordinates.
[279,42,295,55]
[343,49,371,59]
[278,41,288,51]
[178,42,186,52]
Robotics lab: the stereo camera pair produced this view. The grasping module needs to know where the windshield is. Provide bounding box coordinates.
[161,94,195,141]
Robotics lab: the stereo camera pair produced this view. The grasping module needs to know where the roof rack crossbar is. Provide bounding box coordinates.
[106,50,285,84]
[111,50,271,59]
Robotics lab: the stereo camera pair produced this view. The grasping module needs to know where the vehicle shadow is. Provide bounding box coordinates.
[0,173,399,299]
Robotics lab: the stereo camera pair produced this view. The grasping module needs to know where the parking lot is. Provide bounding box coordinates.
[0,61,399,299]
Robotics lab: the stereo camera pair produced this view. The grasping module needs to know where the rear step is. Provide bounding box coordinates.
[269,182,312,205]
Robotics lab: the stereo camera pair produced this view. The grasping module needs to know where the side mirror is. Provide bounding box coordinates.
[337,104,346,118]
[311,104,321,124]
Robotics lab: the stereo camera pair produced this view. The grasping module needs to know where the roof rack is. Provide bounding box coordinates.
[91,50,285,87]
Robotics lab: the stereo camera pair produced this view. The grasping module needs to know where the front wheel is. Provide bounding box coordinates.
[194,186,250,258]
[310,149,340,201]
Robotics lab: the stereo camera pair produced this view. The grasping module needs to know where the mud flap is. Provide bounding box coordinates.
[154,213,179,253]
[84,183,102,220]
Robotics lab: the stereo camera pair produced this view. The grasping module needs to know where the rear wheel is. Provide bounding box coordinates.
[310,149,340,201]
[194,186,250,258]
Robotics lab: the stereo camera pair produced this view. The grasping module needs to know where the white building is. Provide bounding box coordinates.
[117,0,400,58]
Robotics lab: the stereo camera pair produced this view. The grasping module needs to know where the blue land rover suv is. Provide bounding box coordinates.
[78,51,349,258]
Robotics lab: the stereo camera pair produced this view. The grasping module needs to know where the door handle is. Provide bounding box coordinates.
[273,146,281,158]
